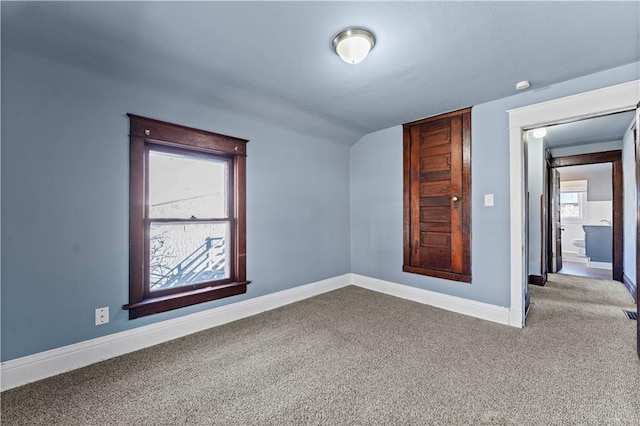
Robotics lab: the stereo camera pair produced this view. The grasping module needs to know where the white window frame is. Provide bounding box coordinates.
[560,180,587,223]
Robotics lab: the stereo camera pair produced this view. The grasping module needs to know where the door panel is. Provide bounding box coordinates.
[403,108,472,283]
[552,168,563,272]
[542,149,551,282]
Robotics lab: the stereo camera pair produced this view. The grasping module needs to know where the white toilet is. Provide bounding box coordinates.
[572,238,585,256]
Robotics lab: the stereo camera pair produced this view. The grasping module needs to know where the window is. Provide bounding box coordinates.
[124,115,249,319]
[559,180,587,222]
[560,191,583,219]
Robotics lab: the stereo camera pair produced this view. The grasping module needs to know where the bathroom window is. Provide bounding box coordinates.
[560,192,583,219]
[560,180,587,222]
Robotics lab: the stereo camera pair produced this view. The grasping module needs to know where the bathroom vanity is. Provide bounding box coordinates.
[582,225,612,263]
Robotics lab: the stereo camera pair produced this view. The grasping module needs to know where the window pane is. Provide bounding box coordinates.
[561,204,580,218]
[149,222,230,291]
[560,192,579,204]
[149,150,227,219]
[560,191,582,219]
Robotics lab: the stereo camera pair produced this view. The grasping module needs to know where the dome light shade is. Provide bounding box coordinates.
[332,28,375,64]
[532,128,547,138]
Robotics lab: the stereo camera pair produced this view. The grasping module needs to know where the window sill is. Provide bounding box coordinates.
[123,281,250,319]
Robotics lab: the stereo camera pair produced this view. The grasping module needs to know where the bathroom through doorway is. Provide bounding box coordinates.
[552,162,614,280]
[547,150,623,282]
[524,110,633,287]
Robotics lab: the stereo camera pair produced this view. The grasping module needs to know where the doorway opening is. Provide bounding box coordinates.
[549,161,616,281]
[525,111,631,289]
[507,80,639,357]
[524,111,631,290]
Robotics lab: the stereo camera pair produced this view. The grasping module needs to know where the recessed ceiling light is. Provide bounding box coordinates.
[515,80,531,91]
[532,128,547,138]
[332,28,375,64]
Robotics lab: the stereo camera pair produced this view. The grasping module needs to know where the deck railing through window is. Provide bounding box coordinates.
[150,237,226,290]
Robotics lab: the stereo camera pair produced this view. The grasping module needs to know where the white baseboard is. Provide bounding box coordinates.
[349,274,512,327]
[2,273,513,391]
[0,274,350,391]
[587,260,612,270]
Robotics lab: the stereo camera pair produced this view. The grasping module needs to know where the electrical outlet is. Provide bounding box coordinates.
[95,307,109,326]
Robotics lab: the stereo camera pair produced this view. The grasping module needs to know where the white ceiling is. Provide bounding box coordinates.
[541,110,636,148]
[560,162,611,178]
[2,1,639,145]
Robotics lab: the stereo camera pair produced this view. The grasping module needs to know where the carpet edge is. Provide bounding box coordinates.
[351,273,512,326]
[0,274,351,391]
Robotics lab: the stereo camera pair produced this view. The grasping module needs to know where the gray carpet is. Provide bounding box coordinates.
[2,275,638,425]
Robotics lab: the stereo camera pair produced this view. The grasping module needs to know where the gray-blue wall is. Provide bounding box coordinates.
[3,46,639,362]
[622,121,637,285]
[350,62,639,307]
[527,137,545,277]
[559,165,613,202]
[1,48,351,361]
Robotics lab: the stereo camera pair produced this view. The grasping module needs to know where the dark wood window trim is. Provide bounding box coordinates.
[403,108,472,283]
[124,114,249,319]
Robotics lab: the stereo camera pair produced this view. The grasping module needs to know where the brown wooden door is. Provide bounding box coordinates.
[403,108,471,283]
[542,149,552,281]
[553,168,563,272]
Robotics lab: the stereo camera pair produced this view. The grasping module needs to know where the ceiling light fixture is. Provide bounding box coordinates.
[332,28,375,64]
[532,128,547,138]
[515,80,531,91]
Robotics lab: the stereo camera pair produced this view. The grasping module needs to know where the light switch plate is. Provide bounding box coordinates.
[484,194,494,207]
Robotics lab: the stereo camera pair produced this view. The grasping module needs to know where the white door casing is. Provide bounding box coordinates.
[507,79,640,327]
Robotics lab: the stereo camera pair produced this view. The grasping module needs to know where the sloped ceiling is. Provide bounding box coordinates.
[2,1,639,145]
